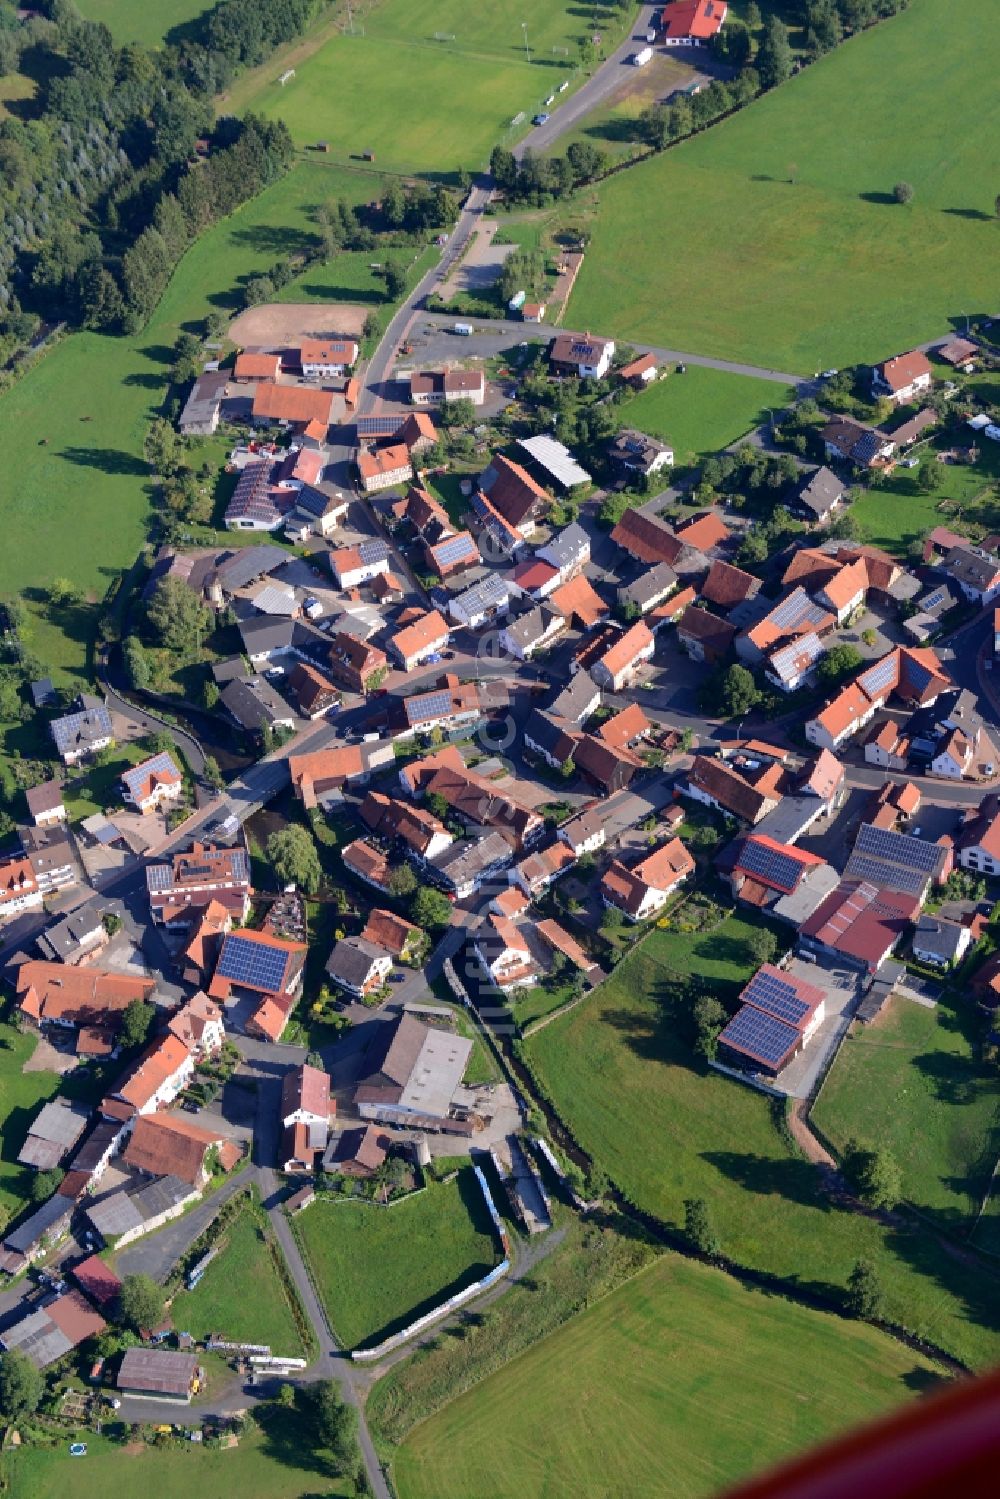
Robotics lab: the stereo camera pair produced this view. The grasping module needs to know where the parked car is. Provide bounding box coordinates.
[532,112,550,126]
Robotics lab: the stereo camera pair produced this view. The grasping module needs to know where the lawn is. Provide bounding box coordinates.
[168,1204,307,1354]
[568,0,1000,374]
[0,161,387,698]
[2,1426,353,1499]
[622,366,796,468]
[225,0,591,174]
[293,1170,501,1349]
[0,1023,64,1220]
[62,741,157,823]
[392,1252,944,1499]
[74,0,211,47]
[811,995,1000,1242]
[525,920,1000,1369]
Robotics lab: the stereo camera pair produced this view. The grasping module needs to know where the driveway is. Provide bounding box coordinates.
[772,957,861,1101]
[114,1171,250,1284]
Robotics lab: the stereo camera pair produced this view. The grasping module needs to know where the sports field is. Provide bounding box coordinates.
[293,1170,500,1349]
[525,921,1000,1369]
[74,0,210,47]
[569,0,999,373]
[225,0,586,173]
[392,1253,942,1499]
[622,366,796,467]
[168,1205,307,1354]
[812,995,1000,1242]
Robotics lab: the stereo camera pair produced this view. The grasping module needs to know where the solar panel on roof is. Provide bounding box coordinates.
[216,934,290,993]
[434,534,477,565]
[737,839,805,893]
[742,971,810,1026]
[406,689,455,725]
[859,654,897,696]
[719,1005,799,1068]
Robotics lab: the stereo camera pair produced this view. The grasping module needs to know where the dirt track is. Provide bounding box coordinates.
[228,301,369,346]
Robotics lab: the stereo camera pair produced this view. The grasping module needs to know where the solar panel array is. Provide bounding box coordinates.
[359,539,390,565]
[216,933,290,994]
[737,838,806,893]
[123,751,179,797]
[742,968,811,1026]
[719,1006,799,1068]
[433,533,478,566]
[146,864,172,893]
[858,653,898,699]
[768,588,827,632]
[406,689,456,725]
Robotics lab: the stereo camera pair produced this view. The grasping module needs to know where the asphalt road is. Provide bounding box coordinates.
[512,4,660,159]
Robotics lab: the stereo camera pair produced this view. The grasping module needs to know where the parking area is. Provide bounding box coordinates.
[772,955,861,1101]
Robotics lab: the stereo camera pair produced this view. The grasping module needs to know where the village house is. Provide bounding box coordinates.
[911,914,971,970]
[357,443,413,493]
[34,894,109,966]
[661,0,728,45]
[389,609,451,671]
[123,1111,236,1186]
[954,793,1000,876]
[522,709,578,771]
[395,678,482,740]
[806,645,951,752]
[479,453,550,536]
[510,840,577,899]
[548,573,610,631]
[426,529,480,580]
[326,632,389,694]
[167,991,225,1059]
[233,351,281,382]
[323,1124,389,1179]
[821,418,896,471]
[287,741,394,810]
[285,661,340,719]
[300,336,358,377]
[765,631,825,694]
[24,781,66,828]
[224,459,293,531]
[146,842,252,926]
[724,833,838,926]
[0,857,42,921]
[610,509,689,568]
[872,350,933,407]
[677,604,736,665]
[814,558,868,624]
[549,332,615,379]
[675,511,730,554]
[590,620,655,690]
[429,832,514,899]
[220,677,296,739]
[359,790,454,864]
[109,1033,195,1118]
[330,538,391,589]
[791,466,848,526]
[619,352,659,387]
[475,915,538,991]
[939,545,1000,604]
[685,756,780,826]
[16,963,156,1050]
[510,556,561,600]
[50,695,113,766]
[448,574,515,630]
[575,734,645,794]
[608,428,674,479]
[601,838,695,921]
[557,806,606,858]
[537,521,591,582]
[499,604,568,660]
[618,562,678,617]
[280,1061,334,1171]
[121,750,183,816]
[361,908,423,962]
[409,368,486,406]
[341,839,393,893]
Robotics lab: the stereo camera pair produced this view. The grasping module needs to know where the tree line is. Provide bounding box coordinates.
[0,0,320,376]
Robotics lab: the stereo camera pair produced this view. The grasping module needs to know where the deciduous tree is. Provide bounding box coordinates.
[267,825,322,895]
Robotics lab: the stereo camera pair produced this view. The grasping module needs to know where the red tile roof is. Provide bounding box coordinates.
[123,1112,226,1186]
[252,382,334,426]
[701,559,760,609]
[877,350,932,393]
[549,573,609,628]
[675,510,730,551]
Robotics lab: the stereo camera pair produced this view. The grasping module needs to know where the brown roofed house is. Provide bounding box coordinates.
[123,1112,234,1187]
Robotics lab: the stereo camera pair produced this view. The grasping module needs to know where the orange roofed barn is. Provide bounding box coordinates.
[124,1112,239,1187]
[17,964,155,1046]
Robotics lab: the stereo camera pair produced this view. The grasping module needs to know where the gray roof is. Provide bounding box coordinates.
[50,700,113,756]
[537,522,590,573]
[87,1174,192,1239]
[547,671,601,724]
[450,573,513,618]
[794,466,846,519]
[238,614,296,655]
[913,914,967,961]
[504,605,562,651]
[214,545,286,592]
[118,1347,199,1396]
[220,677,295,733]
[428,832,513,890]
[3,1195,73,1254]
[25,780,63,816]
[0,1307,72,1368]
[524,709,577,761]
[326,936,388,987]
[35,896,109,963]
[178,371,227,431]
[618,562,677,609]
[17,1099,91,1170]
[212,656,250,684]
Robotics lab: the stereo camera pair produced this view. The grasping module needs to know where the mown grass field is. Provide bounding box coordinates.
[2,1426,353,1499]
[294,1171,500,1349]
[525,919,1000,1368]
[225,0,589,173]
[812,996,1000,1243]
[74,0,211,47]
[0,1023,63,1220]
[168,1205,306,1354]
[622,366,796,467]
[392,1252,943,1499]
[569,0,1000,373]
[0,161,385,693]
